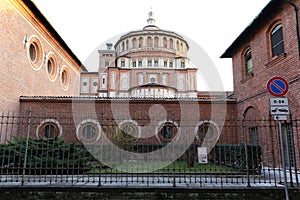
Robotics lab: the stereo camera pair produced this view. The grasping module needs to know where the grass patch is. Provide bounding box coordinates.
[89,161,235,173]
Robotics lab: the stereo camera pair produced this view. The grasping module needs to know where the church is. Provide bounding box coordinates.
[80,11,198,98]
[1,0,300,170]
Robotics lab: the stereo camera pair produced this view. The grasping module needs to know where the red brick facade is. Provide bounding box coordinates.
[19,96,236,145]
[0,0,85,112]
[221,0,300,169]
[222,0,300,120]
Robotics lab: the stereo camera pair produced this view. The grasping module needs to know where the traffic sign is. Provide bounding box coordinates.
[274,115,287,121]
[269,97,289,118]
[270,106,290,115]
[267,77,289,97]
[270,97,288,106]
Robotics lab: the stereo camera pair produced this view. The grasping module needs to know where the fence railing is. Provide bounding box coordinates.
[0,111,299,188]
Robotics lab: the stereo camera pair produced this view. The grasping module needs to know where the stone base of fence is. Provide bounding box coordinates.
[0,187,300,200]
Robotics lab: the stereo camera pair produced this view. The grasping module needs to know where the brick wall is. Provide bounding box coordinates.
[228,0,300,169]
[231,1,300,119]
[18,97,237,144]
[0,0,83,112]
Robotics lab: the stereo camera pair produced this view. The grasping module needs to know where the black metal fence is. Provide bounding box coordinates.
[0,111,299,188]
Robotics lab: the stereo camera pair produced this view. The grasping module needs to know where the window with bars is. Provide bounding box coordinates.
[282,123,296,168]
[249,127,258,145]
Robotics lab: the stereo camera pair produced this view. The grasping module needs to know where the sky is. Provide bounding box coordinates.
[32,0,271,91]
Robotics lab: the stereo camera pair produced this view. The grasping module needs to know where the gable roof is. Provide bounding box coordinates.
[220,0,284,58]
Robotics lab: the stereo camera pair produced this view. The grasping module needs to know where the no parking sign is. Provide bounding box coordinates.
[267,77,289,97]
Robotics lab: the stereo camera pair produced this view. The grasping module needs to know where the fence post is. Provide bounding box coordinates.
[279,121,290,200]
[172,112,176,187]
[242,117,251,187]
[294,118,300,187]
[21,109,31,185]
[288,114,297,187]
[98,108,105,187]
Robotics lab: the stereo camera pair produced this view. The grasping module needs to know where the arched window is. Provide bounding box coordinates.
[138,37,143,48]
[245,49,252,75]
[122,42,125,51]
[147,36,153,47]
[126,39,129,50]
[169,38,173,49]
[163,37,168,48]
[154,36,159,47]
[271,24,284,57]
[176,41,179,50]
[132,38,137,48]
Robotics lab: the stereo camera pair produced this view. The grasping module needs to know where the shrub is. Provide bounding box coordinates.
[210,143,262,173]
[0,137,95,175]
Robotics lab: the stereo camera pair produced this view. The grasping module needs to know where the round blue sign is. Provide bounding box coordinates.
[267,77,289,97]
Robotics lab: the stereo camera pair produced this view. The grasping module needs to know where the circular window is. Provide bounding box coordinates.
[118,120,141,139]
[76,120,101,144]
[198,124,214,139]
[158,122,178,143]
[196,122,219,144]
[120,122,139,138]
[29,43,37,61]
[36,119,62,139]
[27,35,43,70]
[150,77,156,83]
[46,53,58,81]
[93,81,98,87]
[61,66,69,90]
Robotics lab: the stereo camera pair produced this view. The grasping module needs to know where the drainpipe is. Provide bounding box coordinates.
[285,0,300,60]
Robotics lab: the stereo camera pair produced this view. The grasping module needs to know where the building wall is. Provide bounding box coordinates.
[19,97,236,146]
[226,0,300,169]
[80,72,99,96]
[0,0,83,112]
[81,18,198,98]
[231,1,300,119]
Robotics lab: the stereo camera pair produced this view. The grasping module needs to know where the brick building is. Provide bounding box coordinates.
[80,11,198,98]
[3,0,300,169]
[19,96,236,147]
[221,0,300,120]
[0,0,86,112]
[221,0,300,169]
[1,1,235,148]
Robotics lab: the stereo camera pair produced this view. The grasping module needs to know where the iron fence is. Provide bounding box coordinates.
[0,110,299,188]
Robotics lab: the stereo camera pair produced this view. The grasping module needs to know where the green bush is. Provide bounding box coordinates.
[210,143,262,173]
[0,137,95,175]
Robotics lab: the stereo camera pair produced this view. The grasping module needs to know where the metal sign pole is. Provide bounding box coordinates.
[279,120,289,200]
